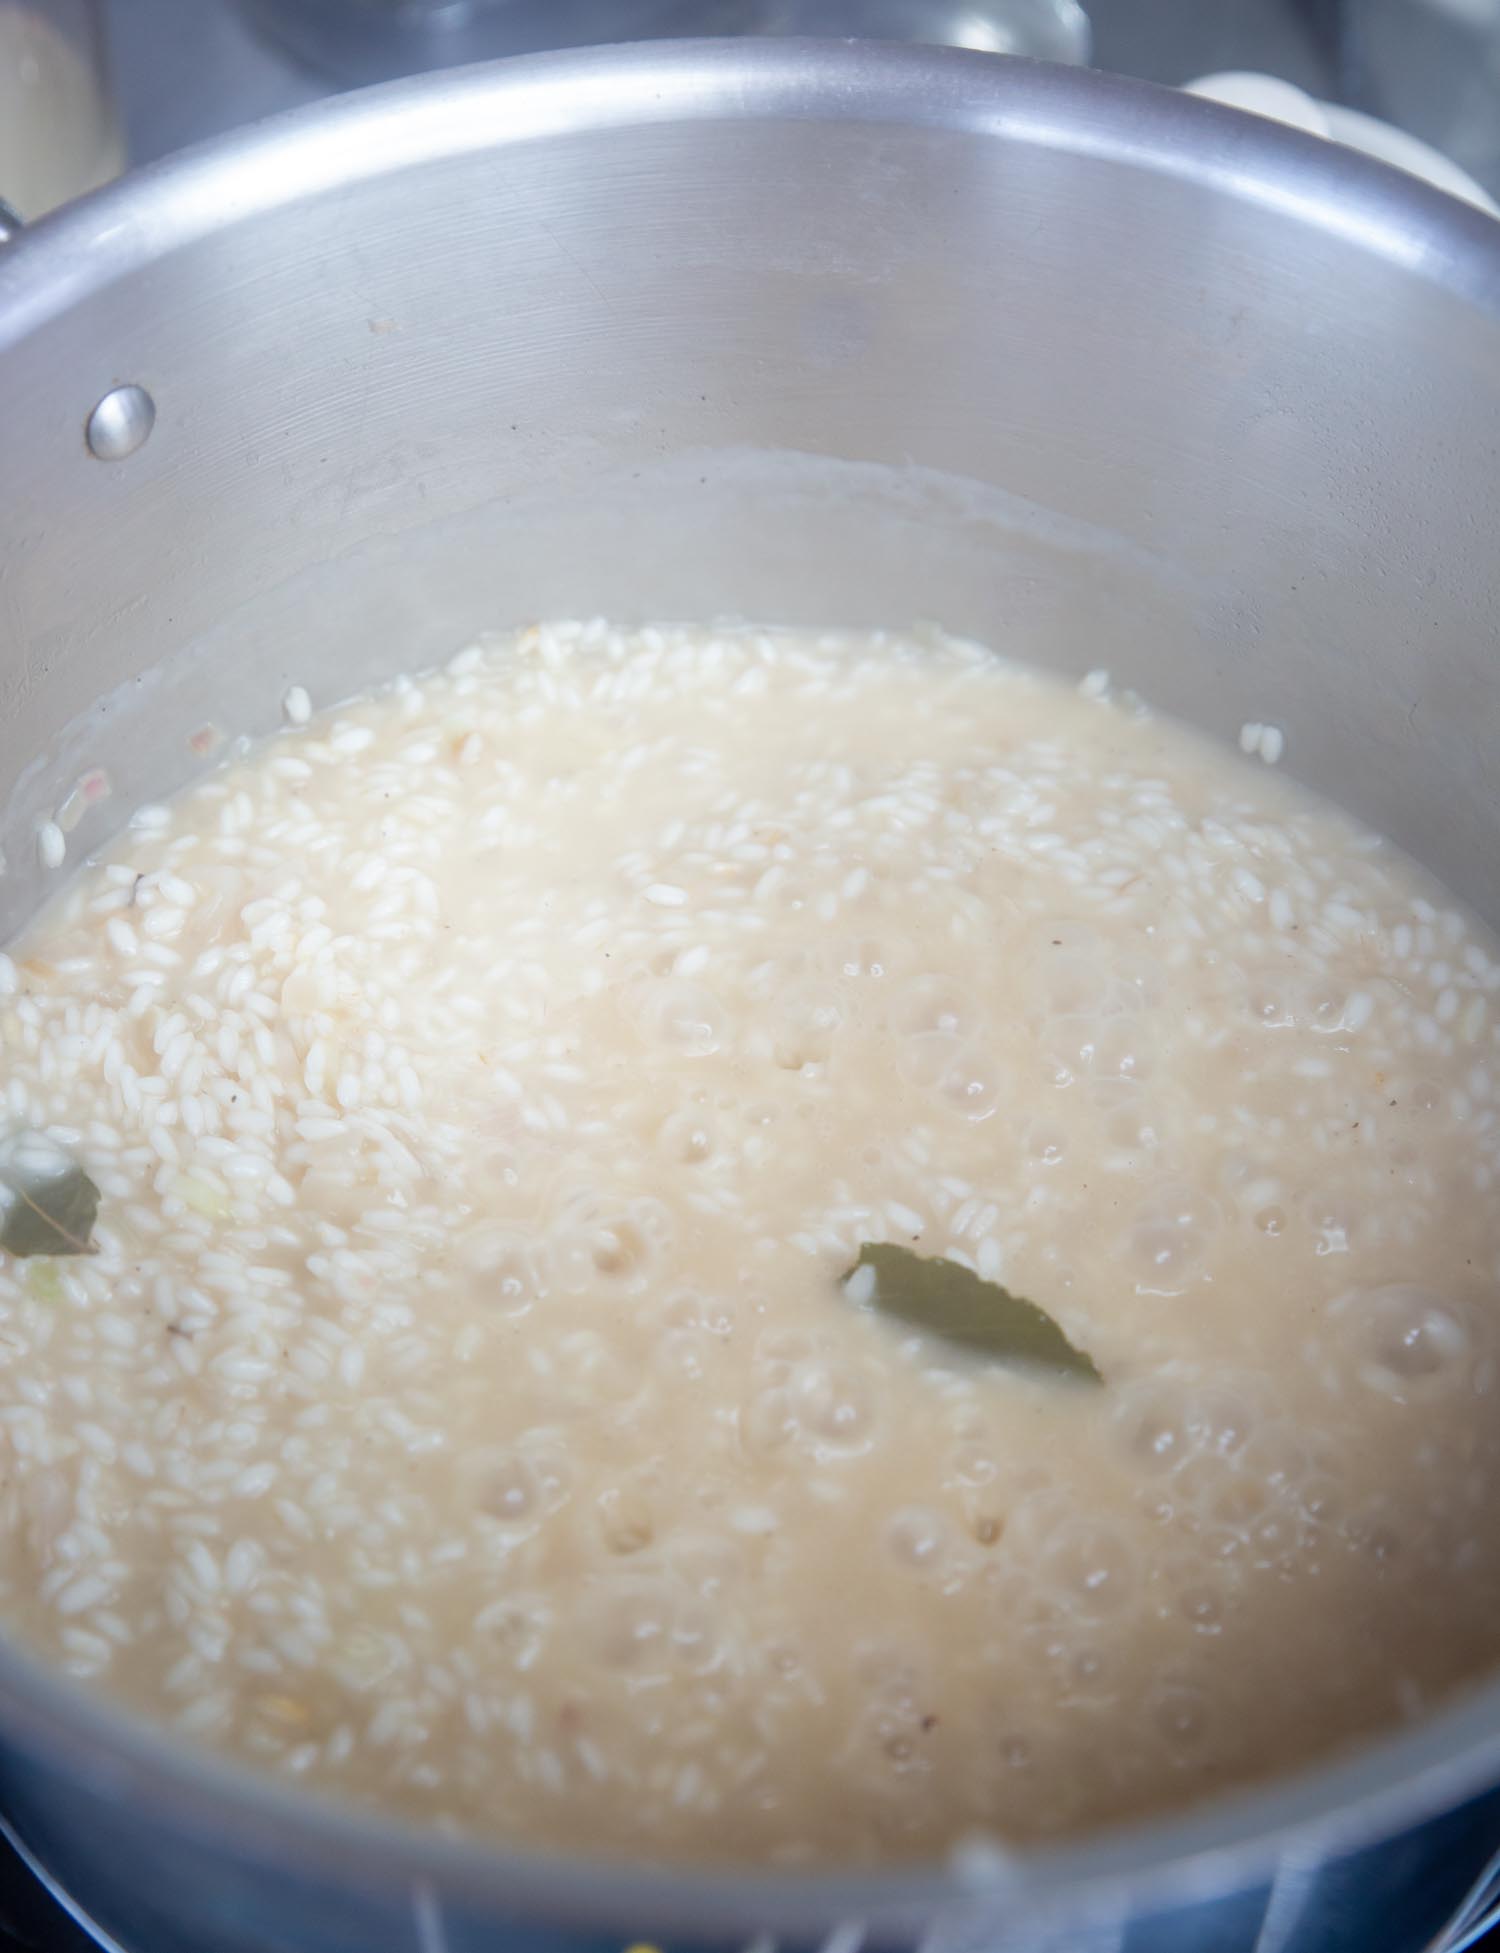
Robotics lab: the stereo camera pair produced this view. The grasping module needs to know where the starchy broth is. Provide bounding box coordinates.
[1,621,1497,1864]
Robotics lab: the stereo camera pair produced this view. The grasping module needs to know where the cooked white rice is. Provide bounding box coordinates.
[0,620,1497,1864]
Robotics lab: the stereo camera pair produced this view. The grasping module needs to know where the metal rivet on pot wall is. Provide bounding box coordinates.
[86,384,156,461]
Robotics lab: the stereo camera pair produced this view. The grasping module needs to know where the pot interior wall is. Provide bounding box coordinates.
[3,78,1499,949]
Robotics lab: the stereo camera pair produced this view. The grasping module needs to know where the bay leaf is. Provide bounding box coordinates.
[0,1155,101,1259]
[843,1241,1101,1384]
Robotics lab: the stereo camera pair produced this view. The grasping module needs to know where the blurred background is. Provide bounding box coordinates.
[3,0,1500,225]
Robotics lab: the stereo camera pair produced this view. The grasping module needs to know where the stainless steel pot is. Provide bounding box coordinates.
[3,39,1500,1953]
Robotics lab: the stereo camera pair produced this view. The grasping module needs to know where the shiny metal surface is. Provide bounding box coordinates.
[0,201,20,247]
[2,39,1500,1953]
[82,380,154,459]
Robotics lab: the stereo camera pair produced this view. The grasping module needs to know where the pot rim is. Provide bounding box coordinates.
[3,35,1500,1939]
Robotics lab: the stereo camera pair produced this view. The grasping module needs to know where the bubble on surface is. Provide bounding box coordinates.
[898,1030,965,1089]
[1025,1120,1068,1166]
[473,1593,551,1669]
[1303,1190,1358,1258]
[658,1108,718,1166]
[700,1296,738,1340]
[670,1595,728,1675]
[590,1218,653,1280]
[1298,1473,1345,1528]
[661,1289,707,1331]
[1203,1468,1269,1531]
[519,1438,574,1514]
[772,982,845,1071]
[1149,1681,1210,1751]
[763,1636,807,1684]
[844,1701,935,1781]
[330,1625,405,1694]
[559,1332,635,1410]
[788,1358,876,1451]
[1050,1638,1121,1701]
[1035,1517,1137,1620]
[1247,1510,1307,1569]
[665,1532,744,1599]
[1080,1020,1152,1087]
[887,1506,949,1568]
[1115,1382,1198,1474]
[755,1327,818,1384]
[1102,1098,1159,1155]
[661,1286,739,1349]
[1129,1186,1221,1294]
[592,1583,673,1670]
[1331,1285,1472,1398]
[1189,1383,1263,1460]
[1341,1503,1404,1565]
[1196,1523,1247,1566]
[1029,924,1159,1018]
[628,977,729,1056]
[1175,1581,1227,1635]
[963,1498,1006,1548]
[950,1442,999,1488]
[934,1048,1005,1122]
[1027,928,1115,1018]
[459,1228,543,1317]
[1138,1488,1178,1529]
[550,1195,672,1299]
[596,1482,655,1555]
[654,1326,710,1383]
[474,1449,539,1523]
[1237,1419,1314,1493]
[893,975,978,1043]
[741,1383,797,1457]
[839,937,894,981]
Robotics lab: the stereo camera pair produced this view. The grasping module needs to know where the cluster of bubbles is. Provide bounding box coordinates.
[841,1640,940,1791]
[459,1183,675,1323]
[572,1532,757,1727]
[1108,1368,1408,1602]
[628,930,1026,1132]
[588,1577,731,1681]
[650,1287,741,1390]
[1024,928,1173,1201]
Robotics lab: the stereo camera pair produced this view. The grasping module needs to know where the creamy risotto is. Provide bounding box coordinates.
[1,622,1498,1865]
